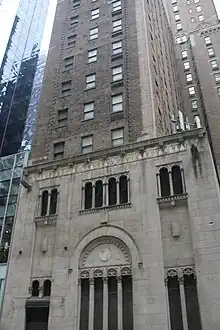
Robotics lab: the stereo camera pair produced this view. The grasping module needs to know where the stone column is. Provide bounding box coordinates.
[164,278,171,330]
[38,194,42,216]
[168,170,174,195]
[116,179,120,204]
[89,278,95,330]
[106,182,109,206]
[156,174,161,197]
[103,277,108,330]
[76,279,81,330]
[127,178,130,202]
[117,277,123,330]
[103,183,106,207]
[81,187,85,209]
[179,277,188,330]
[92,185,95,208]
[181,168,186,193]
[47,192,51,215]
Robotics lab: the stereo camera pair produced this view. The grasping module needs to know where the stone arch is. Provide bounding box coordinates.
[72,224,142,270]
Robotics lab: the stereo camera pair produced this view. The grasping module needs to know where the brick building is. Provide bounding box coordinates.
[1,0,220,330]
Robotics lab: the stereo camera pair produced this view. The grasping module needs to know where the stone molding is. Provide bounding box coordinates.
[79,265,132,279]
[79,203,132,215]
[165,266,195,280]
[34,214,57,226]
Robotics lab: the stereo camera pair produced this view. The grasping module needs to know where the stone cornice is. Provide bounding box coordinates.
[27,128,206,174]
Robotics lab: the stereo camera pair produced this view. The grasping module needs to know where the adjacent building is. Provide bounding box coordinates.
[1,0,220,330]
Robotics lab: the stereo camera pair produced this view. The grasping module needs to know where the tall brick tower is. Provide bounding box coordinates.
[2,0,220,330]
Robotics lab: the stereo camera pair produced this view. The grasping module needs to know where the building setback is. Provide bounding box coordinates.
[1,0,220,330]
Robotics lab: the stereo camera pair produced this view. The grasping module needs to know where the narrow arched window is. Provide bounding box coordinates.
[159,168,170,197]
[49,189,58,214]
[85,182,93,209]
[119,175,128,204]
[109,177,117,205]
[172,165,183,195]
[32,280,39,297]
[41,191,48,216]
[95,180,103,208]
[43,280,51,297]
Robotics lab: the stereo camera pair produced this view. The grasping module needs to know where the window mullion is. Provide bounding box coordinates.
[116,179,120,204]
[92,184,95,208]
[168,170,174,196]
[179,277,189,330]
[47,192,51,215]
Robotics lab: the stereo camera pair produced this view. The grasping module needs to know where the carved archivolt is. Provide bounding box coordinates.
[79,236,131,268]
[165,266,195,280]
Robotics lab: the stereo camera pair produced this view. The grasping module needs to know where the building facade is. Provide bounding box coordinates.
[164,0,220,176]
[2,0,220,329]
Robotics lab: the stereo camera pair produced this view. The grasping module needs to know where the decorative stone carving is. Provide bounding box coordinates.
[182,266,195,277]
[166,268,178,278]
[80,270,90,279]
[121,266,131,276]
[107,268,117,277]
[94,269,104,278]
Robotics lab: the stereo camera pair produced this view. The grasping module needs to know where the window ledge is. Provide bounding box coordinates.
[112,9,122,16]
[112,30,123,38]
[110,111,124,121]
[34,214,58,226]
[79,203,131,215]
[157,193,188,207]
[111,53,123,61]
[111,80,124,88]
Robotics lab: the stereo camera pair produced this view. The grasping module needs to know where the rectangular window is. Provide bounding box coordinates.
[84,102,95,120]
[175,14,180,21]
[191,100,198,110]
[184,61,190,70]
[214,73,220,83]
[113,19,122,32]
[73,0,80,7]
[182,35,187,43]
[186,73,193,82]
[112,0,121,12]
[191,17,195,23]
[211,60,218,70]
[64,56,74,69]
[61,80,72,96]
[89,27,99,40]
[112,41,122,55]
[181,50,188,59]
[173,5,178,12]
[82,135,93,154]
[54,142,65,160]
[196,5,201,12]
[208,48,215,57]
[205,36,212,45]
[112,65,122,81]
[88,49,97,63]
[112,127,124,146]
[91,8,99,20]
[194,0,199,2]
[112,94,123,112]
[198,14,204,21]
[58,108,68,127]
[189,86,195,96]
[176,23,182,31]
[70,15,79,25]
[86,74,96,89]
[176,37,181,44]
[67,34,76,46]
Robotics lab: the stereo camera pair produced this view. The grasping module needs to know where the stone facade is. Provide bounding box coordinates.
[1,129,220,329]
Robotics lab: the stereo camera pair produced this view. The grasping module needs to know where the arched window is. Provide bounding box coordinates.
[41,190,48,216]
[43,280,51,297]
[159,168,170,197]
[95,180,103,208]
[184,275,202,329]
[49,189,58,214]
[32,280,39,297]
[172,165,183,195]
[108,177,117,205]
[85,182,93,209]
[119,175,128,204]
[167,276,183,330]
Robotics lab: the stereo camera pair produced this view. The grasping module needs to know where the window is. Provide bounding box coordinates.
[89,27,98,40]
[191,17,195,23]
[182,35,187,43]
[84,102,95,120]
[109,178,117,205]
[112,94,123,112]
[112,65,122,81]
[176,36,181,44]
[84,182,92,209]
[205,36,212,45]
[173,5,178,12]
[49,189,58,215]
[112,40,122,55]
[218,87,220,96]
[112,0,121,12]
[214,73,220,83]
[183,61,190,70]
[32,281,39,297]
[176,23,182,31]
[82,135,93,154]
[188,8,192,13]
[113,19,122,32]
[181,50,188,59]
[95,180,103,208]
[211,59,218,70]
[158,164,184,198]
[86,74,96,89]
[191,100,198,110]
[175,14,180,21]
[198,14,204,21]
[43,280,51,297]
[159,168,170,197]
[119,175,128,204]
[67,34,76,46]
[70,15,79,25]
[189,86,195,96]
[207,48,215,57]
[73,0,80,7]
[91,8,99,20]
[41,190,48,216]
[64,56,74,69]
[54,142,64,160]
[172,166,183,195]
[88,49,97,63]
[172,0,177,3]
[58,108,68,127]
[112,127,124,146]
[61,80,72,96]
[186,73,193,82]
[194,0,199,2]
[196,5,201,12]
